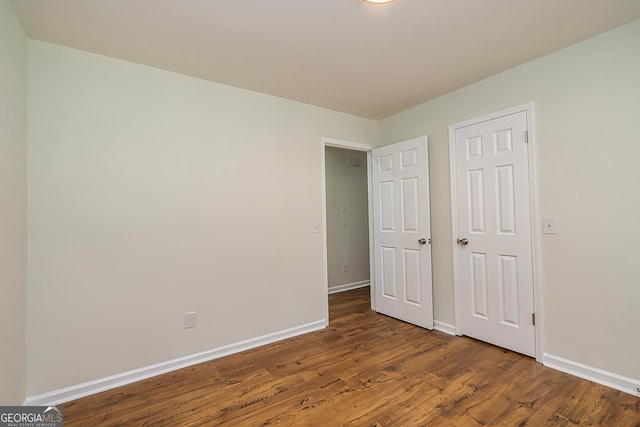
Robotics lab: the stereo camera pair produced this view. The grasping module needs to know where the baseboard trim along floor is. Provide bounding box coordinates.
[328,280,370,294]
[433,320,456,336]
[543,353,640,396]
[24,319,327,406]
[24,319,640,405]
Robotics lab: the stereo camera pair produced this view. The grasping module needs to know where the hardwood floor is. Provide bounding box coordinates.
[63,287,640,426]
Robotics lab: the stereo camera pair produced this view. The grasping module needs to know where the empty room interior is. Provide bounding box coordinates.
[1,0,640,424]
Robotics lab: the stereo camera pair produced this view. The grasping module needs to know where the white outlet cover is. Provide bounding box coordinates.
[542,216,558,234]
[184,312,196,329]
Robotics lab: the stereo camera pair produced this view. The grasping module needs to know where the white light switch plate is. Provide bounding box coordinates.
[542,216,558,234]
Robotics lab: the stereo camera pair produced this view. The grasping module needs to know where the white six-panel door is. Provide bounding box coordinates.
[372,136,433,329]
[452,110,535,357]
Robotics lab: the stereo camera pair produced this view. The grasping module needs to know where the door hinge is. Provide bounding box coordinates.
[525,130,529,143]
[532,313,535,325]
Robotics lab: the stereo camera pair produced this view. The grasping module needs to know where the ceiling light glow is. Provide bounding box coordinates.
[364,0,395,3]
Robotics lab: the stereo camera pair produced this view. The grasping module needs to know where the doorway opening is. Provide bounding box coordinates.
[321,136,434,330]
[325,146,370,295]
[321,138,374,323]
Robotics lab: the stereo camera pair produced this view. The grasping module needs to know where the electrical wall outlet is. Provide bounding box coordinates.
[184,312,196,329]
[343,264,348,273]
[542,216,558,234]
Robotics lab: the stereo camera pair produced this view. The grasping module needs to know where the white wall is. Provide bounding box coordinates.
[379,20,640,381]
[325,147,369,289]
[26,40,377,397]
[0,1,27,405]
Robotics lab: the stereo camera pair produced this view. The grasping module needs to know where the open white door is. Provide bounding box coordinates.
[371,136,433,329]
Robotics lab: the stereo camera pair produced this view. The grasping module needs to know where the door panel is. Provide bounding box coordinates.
[497,166,516,234]
[381,247,396,298]
[372,136,433,329]
[468,169,486,232]
[402,178,419,231]
[380,182,395,230]
[403,248,422,304]
[471,252,488,318]
[454,110,535,357]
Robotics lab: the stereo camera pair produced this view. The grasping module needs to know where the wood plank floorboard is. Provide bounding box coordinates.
[62,287,640,426]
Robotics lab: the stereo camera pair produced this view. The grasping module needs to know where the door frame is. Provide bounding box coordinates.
[448,102,544,362]
[321,137,376,323]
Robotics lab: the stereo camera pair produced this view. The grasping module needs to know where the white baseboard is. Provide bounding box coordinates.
[328,280,369,294]
[543,353,640,397]
[24,319,327,407]
[433,320,456,336]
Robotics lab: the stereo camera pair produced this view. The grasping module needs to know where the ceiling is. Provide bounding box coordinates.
[11,0,640,119]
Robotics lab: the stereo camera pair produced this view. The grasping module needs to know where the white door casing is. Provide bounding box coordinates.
[372,136,433,329]
[450,106,538,357]
[320,138,375,324]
